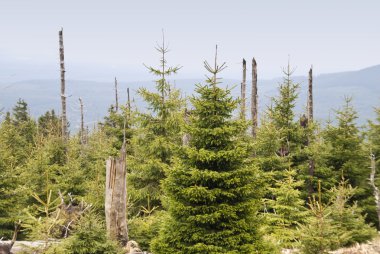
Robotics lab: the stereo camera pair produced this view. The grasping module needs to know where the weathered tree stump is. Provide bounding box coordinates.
[105,145,128,246]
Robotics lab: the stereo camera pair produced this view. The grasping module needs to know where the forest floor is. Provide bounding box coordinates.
[7,236,380,254]
[281,236,380,254]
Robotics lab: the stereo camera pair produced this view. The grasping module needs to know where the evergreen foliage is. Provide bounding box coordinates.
[44,212,122,254]
[128,36,183,213]
[0,99,37,237]
[299,180,376,254]
[38,110,60,137]
[323,97,375,224]
[1,41,380,254]
[299,193,342,254]
[263,169,308,249]
[328,179,376,246]
[151,54,266,253]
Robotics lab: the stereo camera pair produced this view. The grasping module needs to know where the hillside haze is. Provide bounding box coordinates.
[1,65,379,130]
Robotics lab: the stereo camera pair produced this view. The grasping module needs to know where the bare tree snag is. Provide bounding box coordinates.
[307,66,315,195]
[0,221,20,254]
[370,153,380,228]
[114,77,119,112]
[127,87,131,122]
[105,143,128,245]
[59,28,68,140]
[240,58,246,120]
[307,66,313,122]
[251,57,258,138]
[78,98,85,145]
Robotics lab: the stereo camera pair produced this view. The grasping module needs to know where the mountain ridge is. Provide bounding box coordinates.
[1,65,379,129]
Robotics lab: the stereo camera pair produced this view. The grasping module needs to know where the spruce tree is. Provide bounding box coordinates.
[267,65,305,159]
[328,179,376,247]
[323,97,374,223]
[38,110,60,137]
[369,107,380,157]
[101,105,132,153]
[298,191,342,254]
[128,34,183,211]
[254,65,308,183]
[263,169,308,249]
[323,97,366,188]
[0,100,37,237]
[368,107,380,228]
[152,50,266,253]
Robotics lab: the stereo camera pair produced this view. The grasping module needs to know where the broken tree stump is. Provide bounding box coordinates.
[105,144,128,245]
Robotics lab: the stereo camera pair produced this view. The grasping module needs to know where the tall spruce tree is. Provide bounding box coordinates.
[128,34,183,211]
[255,64,308,179]
[322,97,375,223]
[151,50,267,253]
[323,97,366,188]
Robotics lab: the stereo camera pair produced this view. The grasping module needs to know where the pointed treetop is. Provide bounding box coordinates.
[204,45,227,84]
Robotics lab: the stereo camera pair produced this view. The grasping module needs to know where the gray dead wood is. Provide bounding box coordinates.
[240,58,246,120]
[59,29,68,140]
[105,144,128,245]
[307,67,315,195]
[307,67,313,122]
[115,77,119,112]
[127,87,131,122]
[251,57,258,138]
[78,98,85,145]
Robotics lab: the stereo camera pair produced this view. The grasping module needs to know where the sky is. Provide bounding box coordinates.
[0,0,379,82]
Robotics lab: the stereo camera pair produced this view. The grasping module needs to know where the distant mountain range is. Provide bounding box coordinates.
[0,65,379,131]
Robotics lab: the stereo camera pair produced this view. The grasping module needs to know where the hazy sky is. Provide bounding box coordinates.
[0,0,379,82]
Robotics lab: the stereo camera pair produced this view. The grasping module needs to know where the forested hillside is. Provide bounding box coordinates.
[1,34,380,254]
[1,64,380,129]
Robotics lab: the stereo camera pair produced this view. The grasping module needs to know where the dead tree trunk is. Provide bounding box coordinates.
[114,77,119,112]
[240,58,246,120]
[59,29,68,140]
[370,153,380,228]
[78,98,85,145]
[127,87,131,121]
[105,144,128,246]
[251,57,258,138]
[307,66,315,195]
[307,66,313,122]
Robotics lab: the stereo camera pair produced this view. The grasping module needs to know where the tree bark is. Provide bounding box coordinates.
[127,87,131,122]
[59,29,68,140]
[251,57,258,138]
[307,67,315,195]
[105,144,128,245]
[370,154,380,228]
[114,77,119,112]
[307,66,313,122]
[240,58,246,120]
[78,98,85,145]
